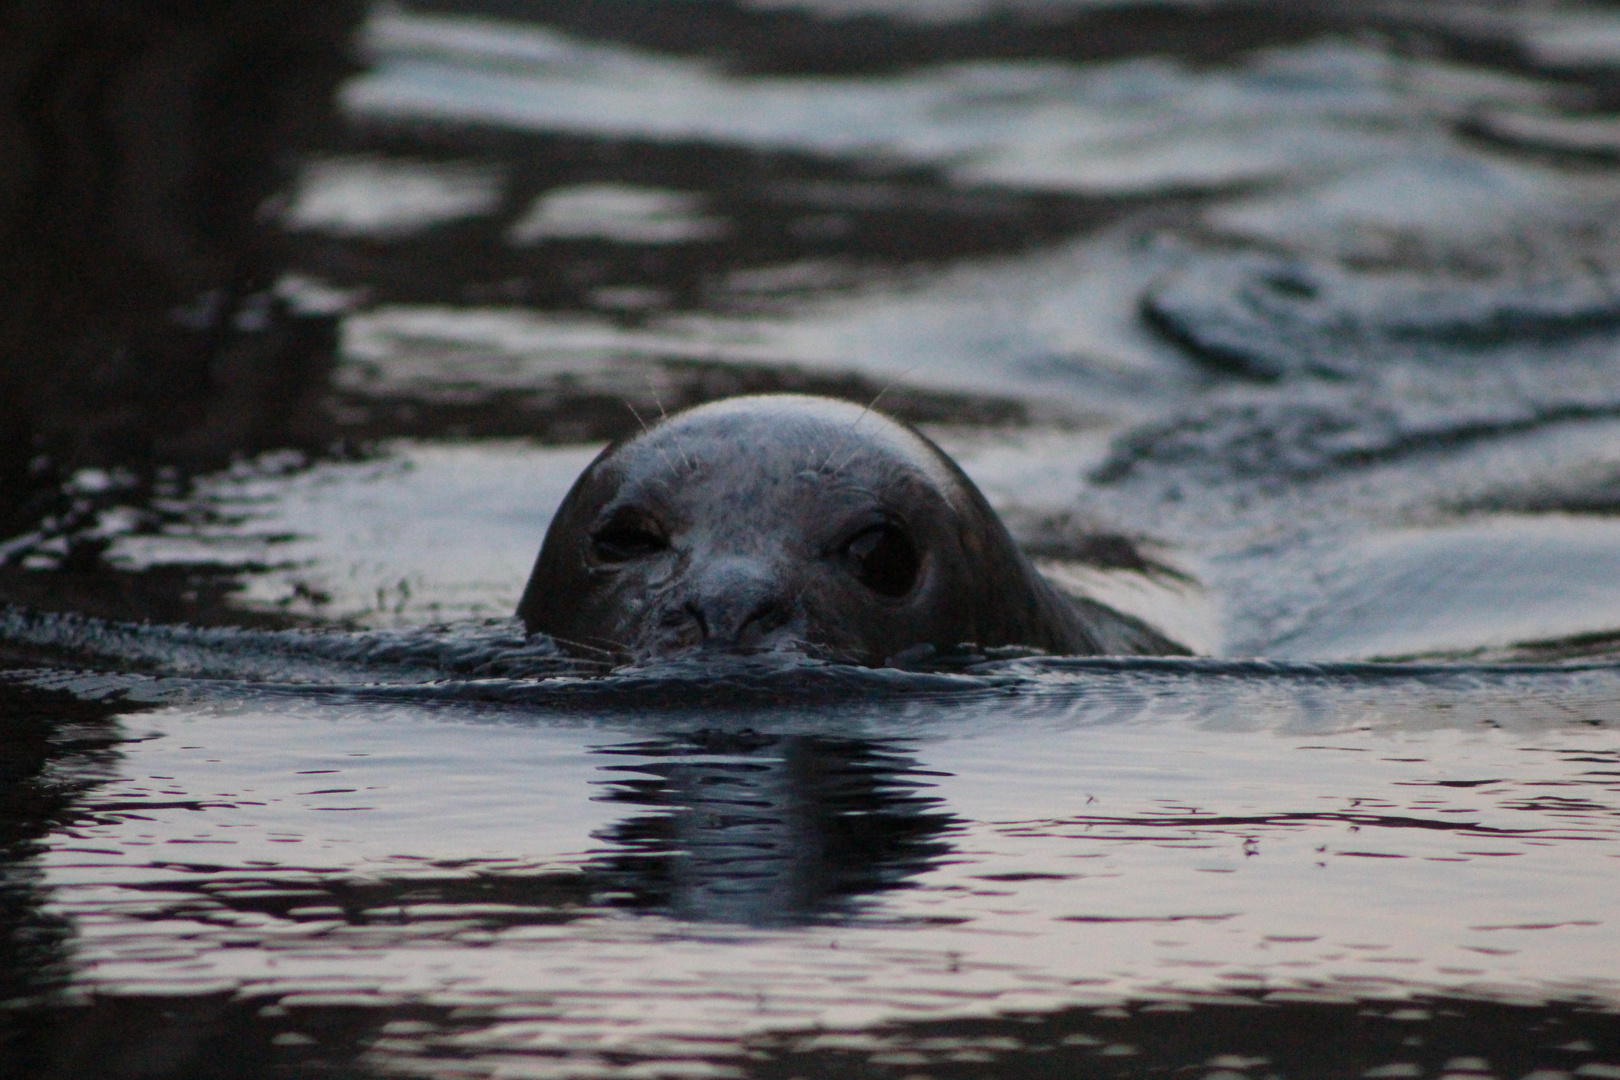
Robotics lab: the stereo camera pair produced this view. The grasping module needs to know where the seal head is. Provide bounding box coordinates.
[518,394,1180,665]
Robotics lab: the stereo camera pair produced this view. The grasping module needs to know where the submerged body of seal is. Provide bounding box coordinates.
[518,394,1185,666]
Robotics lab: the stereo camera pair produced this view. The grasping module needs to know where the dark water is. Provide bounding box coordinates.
[9,2,1620,1076]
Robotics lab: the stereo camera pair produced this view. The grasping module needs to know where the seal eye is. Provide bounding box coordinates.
[591,516,668,564]
[843,524,919,598]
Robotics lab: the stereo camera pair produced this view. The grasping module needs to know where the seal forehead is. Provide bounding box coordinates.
[616,394,961,496]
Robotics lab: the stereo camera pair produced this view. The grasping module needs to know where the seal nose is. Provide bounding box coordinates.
[672,559,795,651]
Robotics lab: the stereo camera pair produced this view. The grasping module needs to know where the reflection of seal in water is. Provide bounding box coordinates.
[518,394,1185,665]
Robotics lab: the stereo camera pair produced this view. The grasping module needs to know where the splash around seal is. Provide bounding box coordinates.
[517,394,1184,666]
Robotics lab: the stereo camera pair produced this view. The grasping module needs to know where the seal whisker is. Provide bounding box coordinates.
[828,371,912,477]
[649,386,694,473]
[820,399,872,474]
[627,400,683,480]
[542,632,621,662]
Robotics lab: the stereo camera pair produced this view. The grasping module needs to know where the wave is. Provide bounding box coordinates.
[5,605,1618,735]
[1098,243,1620,486]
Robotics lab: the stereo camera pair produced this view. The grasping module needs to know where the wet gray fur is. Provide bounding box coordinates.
[518,394,1186,666]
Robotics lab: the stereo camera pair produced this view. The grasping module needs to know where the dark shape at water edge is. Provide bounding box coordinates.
[0,1,367,535]
[0,678,146,1070]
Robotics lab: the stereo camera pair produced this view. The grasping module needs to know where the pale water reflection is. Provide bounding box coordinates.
[11,665,1620,1040]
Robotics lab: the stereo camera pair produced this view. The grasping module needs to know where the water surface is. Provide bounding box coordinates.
[9,2,1620,1075]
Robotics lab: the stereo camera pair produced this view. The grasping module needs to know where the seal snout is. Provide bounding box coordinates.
[657,557,800,656]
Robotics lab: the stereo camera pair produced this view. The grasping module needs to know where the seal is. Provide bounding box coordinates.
[517,394,1186,666]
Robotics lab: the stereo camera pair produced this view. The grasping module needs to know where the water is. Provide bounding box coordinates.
[7,658,1620,1075]
[9,2,1620,1075]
